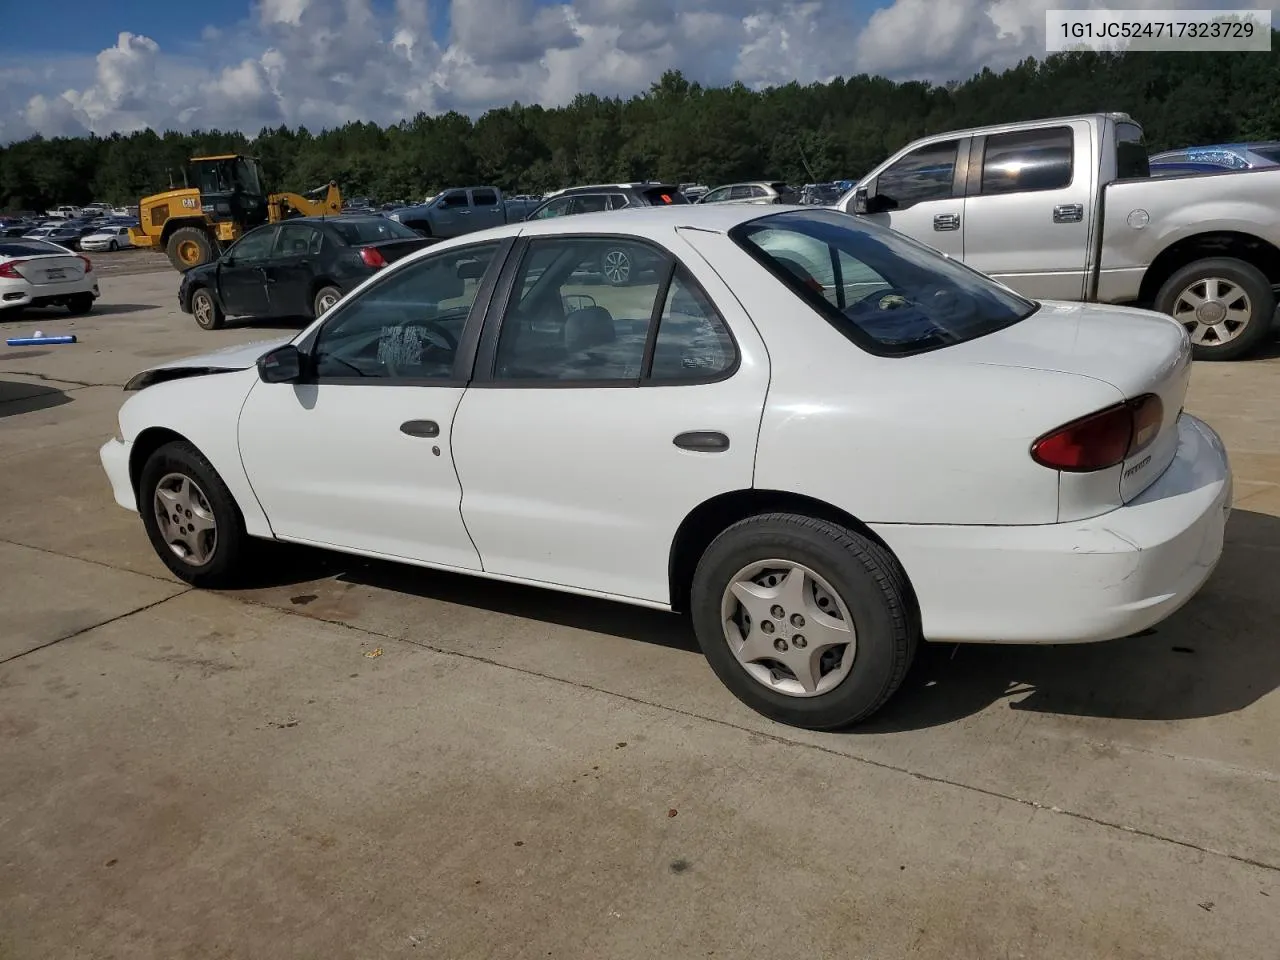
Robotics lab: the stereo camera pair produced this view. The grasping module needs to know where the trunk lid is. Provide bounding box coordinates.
[16,255,85,285]
[928,300,1192,513]
[361,237,435,264]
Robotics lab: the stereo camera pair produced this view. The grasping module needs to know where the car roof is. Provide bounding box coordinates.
[542,182,680,198]
[416,203,811,253]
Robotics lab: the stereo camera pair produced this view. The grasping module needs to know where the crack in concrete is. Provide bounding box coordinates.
[0,370,115,390]
[0,590,190,666]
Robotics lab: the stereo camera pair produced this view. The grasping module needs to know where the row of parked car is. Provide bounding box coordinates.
[0,212,139,251]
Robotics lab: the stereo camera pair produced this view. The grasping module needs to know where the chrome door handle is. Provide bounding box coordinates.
[1053,203,1083,223]
[933,213,960,231]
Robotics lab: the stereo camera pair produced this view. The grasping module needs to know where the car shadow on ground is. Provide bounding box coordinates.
[0,379,72,417]
[224,316,313,332]
[245,508,1280,731]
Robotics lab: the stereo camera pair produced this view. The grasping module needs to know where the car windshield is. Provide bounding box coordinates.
[729,209,1038,355]
[329,218,420,244]
[0,240,63,256]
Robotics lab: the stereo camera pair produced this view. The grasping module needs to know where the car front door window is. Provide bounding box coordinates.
[531,198,571,219]
[874,140,959,210]
[227,227,275,263]
[311,242,502,381]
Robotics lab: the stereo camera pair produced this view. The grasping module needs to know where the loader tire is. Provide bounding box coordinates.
[167,227,215,273]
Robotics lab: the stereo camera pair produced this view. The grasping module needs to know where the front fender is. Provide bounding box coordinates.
[116,368,274,538]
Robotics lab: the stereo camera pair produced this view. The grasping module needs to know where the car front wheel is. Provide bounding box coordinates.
[690,513,919,729]
[138,440,250,588]
[191,288,225,330]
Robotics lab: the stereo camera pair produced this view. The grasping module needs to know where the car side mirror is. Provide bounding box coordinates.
[852,186,870,214]
[257,344,303,383]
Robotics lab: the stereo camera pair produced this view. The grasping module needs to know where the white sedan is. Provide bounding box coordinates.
[0,238,99,315]
[79,225,134,252]
[98,206,1231,729]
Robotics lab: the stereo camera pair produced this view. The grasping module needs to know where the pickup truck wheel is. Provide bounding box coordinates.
[1155,258,1275,361]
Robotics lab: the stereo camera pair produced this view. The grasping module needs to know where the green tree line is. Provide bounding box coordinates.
[4,39,1280,212]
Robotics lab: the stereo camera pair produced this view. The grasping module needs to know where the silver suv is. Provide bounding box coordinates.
[698,181,800,205]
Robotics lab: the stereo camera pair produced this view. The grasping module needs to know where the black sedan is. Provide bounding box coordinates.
[178,216,435,330]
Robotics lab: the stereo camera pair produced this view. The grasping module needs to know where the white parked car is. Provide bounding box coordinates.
[98,206,1231,729]
[0,238,99,315]
[80,225,134,252]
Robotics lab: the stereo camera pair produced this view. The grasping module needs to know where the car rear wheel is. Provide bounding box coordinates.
[600,247,633,286]
[66,293,94,315]
[191,288,225,331]
[1155,257,1275,361]
[139,440,251,588]
[313,285,343,317]
[690,513,919,730]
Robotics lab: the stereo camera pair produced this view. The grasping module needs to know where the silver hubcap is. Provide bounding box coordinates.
[153,473,217,566]
[720,560,857,698]
[193,294,213,326]
[1172,277,1251,346]
[318,292,338,313]
[602,250,631,283]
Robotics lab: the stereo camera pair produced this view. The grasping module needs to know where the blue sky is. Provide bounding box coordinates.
[0,0,1268,142]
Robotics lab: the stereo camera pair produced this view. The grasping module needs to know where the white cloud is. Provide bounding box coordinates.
[0,0,1268,143]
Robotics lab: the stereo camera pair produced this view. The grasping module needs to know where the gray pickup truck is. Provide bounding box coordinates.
[387,187,541,239]
[839,112,1280,360]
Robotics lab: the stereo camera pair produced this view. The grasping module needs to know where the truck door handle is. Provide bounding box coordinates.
[457,209,471,215]
[400,420,439,438]
[674,431,729,452]
[1053,203,1083,223]
[933,213,960,231]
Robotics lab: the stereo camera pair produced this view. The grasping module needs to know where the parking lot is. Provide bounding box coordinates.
[1,265,1278,958]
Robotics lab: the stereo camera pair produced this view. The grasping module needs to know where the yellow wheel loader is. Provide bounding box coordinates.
[127,155,343,272]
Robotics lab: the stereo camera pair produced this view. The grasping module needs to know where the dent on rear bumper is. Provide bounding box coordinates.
[871,414,1231,644]
[100,438,136,512]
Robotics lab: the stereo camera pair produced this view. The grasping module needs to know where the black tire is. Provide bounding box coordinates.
[599,247,633,286]
[138,440,251,588]
[166,226,215,272]
[313,285,343,317]
[689,513,919,730]
[1153,257,1275,362]
[66,293,94,315]
[190,287,225,331]
[108,240,118,252]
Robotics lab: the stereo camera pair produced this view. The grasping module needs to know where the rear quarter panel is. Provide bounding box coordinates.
[115,369,274,537]
[680,228,1121,525]
[1099,167,1280,302]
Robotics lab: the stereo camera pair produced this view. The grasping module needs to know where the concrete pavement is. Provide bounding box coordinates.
[0,269,1277,958]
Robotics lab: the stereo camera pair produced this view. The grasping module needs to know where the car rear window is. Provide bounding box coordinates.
[729,208,1038,356]
[0,240,63,256]
[329,218,420,244]
[640,187,688,206]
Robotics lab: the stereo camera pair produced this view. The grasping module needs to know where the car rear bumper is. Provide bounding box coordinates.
[100,438,136,512]
[871,414,1231,644]
[0,277,99,308]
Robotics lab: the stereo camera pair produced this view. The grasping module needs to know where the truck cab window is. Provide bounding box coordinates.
[874,140,959,210]
[439,191,469,209]
[1115,122,1150,180]
[981,127,1073,194]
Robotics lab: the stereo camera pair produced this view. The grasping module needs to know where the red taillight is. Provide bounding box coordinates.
[1031,393,1164,472]
[78,255,92,273]
[0,259,24,278]
[359,246,386,268]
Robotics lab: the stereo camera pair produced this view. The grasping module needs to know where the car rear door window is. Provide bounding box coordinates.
[273,223,319,258]
[493,237,671,382]
[980,127,1074,194]
[728,185,752,200]
[647,268,737,382]
[310,242,501,381]
[569,194,610,214]
[471,189,499,206]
